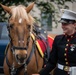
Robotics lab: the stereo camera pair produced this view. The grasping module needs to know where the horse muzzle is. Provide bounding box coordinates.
[16,54,27,64]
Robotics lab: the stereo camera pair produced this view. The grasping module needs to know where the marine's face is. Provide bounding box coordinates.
[61,23,76,35]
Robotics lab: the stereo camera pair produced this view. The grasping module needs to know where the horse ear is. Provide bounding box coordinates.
[26,2,34,13]
[0,3,11,14]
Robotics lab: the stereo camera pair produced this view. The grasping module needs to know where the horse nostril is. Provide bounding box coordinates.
[16,54,27,60]
[23,54,27,59]
[16,54,20,60]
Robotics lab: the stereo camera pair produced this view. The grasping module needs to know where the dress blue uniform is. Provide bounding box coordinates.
[39,33,76,75]
[39,9,76,75]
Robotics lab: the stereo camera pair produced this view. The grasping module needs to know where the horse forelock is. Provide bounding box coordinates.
[10,5,34,24]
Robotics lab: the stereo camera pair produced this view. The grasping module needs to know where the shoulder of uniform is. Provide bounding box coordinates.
[53,34,65,44]
[55,34,64,39]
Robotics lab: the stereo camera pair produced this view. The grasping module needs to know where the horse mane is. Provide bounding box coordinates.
[10,5,35,24]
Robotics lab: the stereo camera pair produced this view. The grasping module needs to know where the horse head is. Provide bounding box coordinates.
[0,2,35,65]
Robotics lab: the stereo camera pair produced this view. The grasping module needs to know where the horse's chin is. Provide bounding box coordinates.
[16,59,26,65]
[15,56,26,65]
[18,61,25,65]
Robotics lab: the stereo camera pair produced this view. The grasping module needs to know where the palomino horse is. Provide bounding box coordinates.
[0,2,44,75]
[0,2,56,75]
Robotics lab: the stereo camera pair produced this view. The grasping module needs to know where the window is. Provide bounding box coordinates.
[0,23,9,40]
[41,12,52,31]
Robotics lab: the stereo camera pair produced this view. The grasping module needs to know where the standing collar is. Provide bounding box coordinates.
[65,32,76,38]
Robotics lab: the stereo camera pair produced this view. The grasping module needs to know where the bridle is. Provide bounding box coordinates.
[6,19,40,75]
[1,2,38,75]
[7,24,29,52]
[6,23,31,75]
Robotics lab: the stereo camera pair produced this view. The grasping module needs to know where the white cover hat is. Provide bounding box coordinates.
[61,9,76,21]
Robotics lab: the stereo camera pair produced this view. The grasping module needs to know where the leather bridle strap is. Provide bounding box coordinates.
[12,46,27,50]
[26,42,36,64]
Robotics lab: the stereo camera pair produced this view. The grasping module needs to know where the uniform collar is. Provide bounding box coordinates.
[65,32,76,39]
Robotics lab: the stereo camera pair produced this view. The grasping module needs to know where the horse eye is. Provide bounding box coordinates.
[9,24,14,28]
[27,25,31,29]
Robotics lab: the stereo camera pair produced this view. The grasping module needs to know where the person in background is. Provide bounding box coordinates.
[32,9,76,75]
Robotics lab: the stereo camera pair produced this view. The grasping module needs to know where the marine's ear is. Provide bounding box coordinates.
[0,3,11,14]
[26,2,34,13]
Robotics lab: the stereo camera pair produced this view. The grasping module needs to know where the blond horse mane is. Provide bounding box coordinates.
[10,5,35,24]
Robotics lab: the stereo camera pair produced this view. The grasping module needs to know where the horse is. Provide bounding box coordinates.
[0,2,45,75]
[0,2,56,75]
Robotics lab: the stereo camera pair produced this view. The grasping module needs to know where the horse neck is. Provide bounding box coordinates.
[27,36,44,73]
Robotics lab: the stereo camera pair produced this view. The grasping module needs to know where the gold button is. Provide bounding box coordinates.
[64,53,66,56]
[65,58,67,61]
[67,39,69,42]
[71,36,73,38]
[66,62,68,65]
[66,44,68,46]
[65,48,67,51]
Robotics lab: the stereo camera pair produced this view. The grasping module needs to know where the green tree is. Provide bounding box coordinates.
[0,0,76,25]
